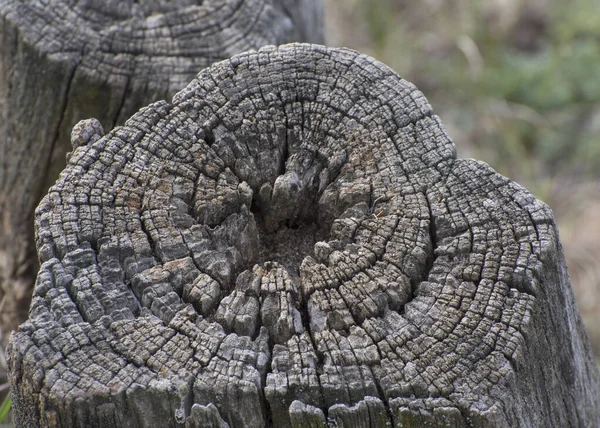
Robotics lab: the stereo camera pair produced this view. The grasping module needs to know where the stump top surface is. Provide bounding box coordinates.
[11,44,564,427]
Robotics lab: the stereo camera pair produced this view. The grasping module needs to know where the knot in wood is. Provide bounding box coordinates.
[70,118,105,150]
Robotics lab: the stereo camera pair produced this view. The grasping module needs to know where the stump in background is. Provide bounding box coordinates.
[8,44,600,427]
[0,0,324,342]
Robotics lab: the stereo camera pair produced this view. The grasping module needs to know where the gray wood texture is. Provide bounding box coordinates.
[0,0,324,343]
[8,44,600,427]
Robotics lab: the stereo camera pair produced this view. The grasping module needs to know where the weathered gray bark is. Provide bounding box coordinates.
[0,0,324,344]
[8,44,600,427]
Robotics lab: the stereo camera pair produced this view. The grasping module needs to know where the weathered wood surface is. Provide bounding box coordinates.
[0,0,324,343]
[8,44,600,427]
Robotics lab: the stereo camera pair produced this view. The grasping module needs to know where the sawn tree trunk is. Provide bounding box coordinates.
[0,0,324,343]
[7,44,600,427]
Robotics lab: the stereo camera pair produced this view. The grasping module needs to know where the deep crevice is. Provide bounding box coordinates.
[38,58,81,206]
[250,208,325,279]
[113,73,132,128]
[421,193,438,296]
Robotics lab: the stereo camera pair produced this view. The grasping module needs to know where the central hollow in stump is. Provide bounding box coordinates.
[7,44,600,428]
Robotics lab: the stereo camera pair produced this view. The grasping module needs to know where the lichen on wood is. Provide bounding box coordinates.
[8,44,600,427]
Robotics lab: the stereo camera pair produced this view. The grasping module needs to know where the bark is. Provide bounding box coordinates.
[7,44,600,427]
[0,0,324,344]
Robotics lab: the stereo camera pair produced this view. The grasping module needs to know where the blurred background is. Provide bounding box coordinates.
[325,0,600,357]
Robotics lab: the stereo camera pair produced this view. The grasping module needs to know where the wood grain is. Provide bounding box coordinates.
[8,43,599,427]
[0,0,324,343]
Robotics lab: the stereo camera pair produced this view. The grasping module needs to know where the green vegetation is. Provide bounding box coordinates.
[0,394,10,423]
[343,0,600,200]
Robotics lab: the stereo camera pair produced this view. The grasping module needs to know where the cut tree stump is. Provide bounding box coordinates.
[8,44,600,427]
[0,0,324,344]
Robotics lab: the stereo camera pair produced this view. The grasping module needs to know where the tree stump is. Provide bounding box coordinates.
[0,0,324,343]
[8,44,600,427]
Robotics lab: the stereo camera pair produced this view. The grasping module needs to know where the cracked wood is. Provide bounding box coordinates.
[0,0,324,343]
[7,44,600,427]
